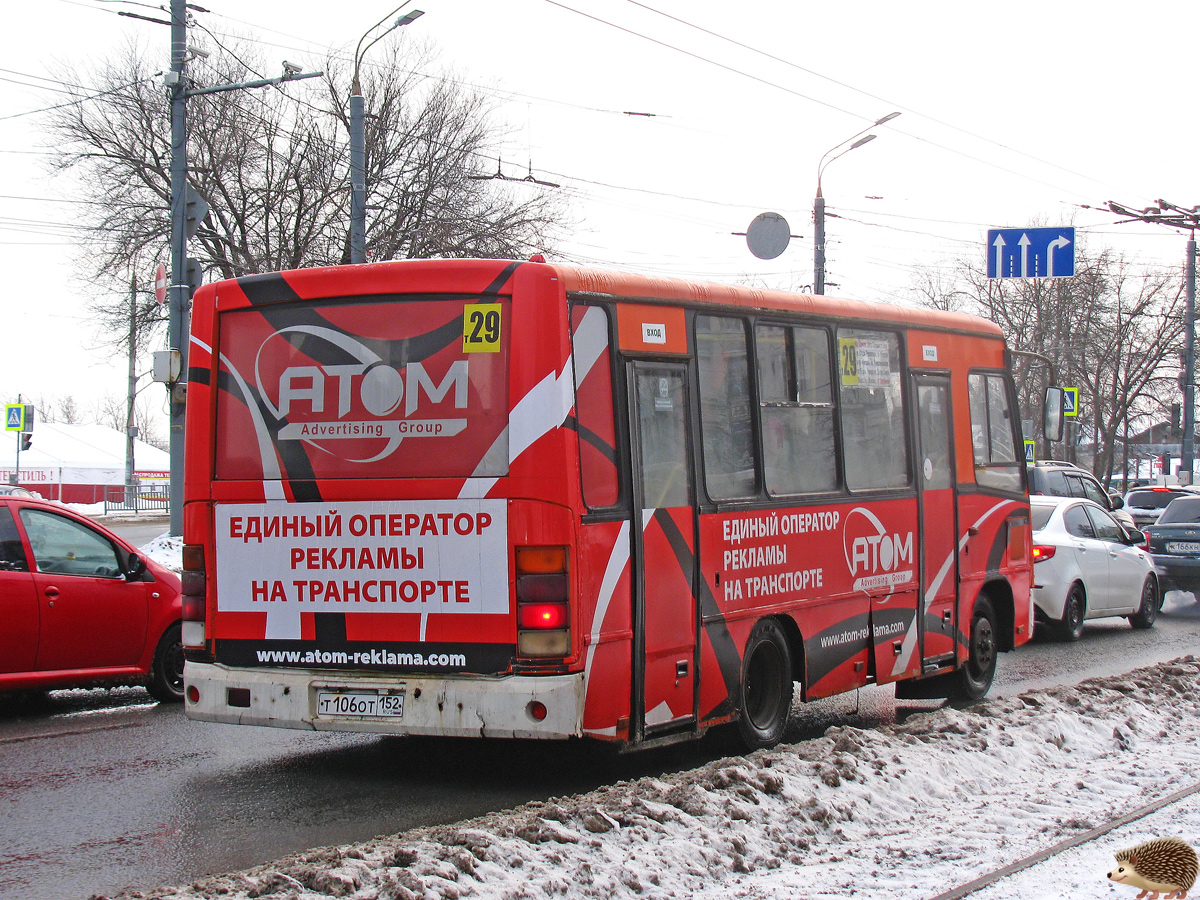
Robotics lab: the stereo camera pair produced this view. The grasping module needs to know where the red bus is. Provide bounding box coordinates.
[182,258,1044,750]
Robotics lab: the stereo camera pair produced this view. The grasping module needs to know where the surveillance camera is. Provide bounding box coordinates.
[281,61,302,77]
[186,45,210,60]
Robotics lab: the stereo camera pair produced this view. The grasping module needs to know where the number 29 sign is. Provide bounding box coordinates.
[463,302,502,353]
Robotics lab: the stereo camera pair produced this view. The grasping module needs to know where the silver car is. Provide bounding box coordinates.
[1029,495,1160,641]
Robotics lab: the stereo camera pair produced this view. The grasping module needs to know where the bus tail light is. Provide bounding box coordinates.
[1031,544,1057,562]
[516,546,570,658]
[182,543,207,649]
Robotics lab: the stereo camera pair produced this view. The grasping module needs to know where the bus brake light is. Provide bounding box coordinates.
[518,602,569,630]
[516,545,570,658]
[182,543,207,650]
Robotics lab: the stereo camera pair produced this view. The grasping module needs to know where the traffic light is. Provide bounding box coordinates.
[1173,402,1182,433]
[19,432,31,451]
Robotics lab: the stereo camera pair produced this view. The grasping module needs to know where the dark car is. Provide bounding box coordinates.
[0,496,183,701]
[1028,461,1134,530]
[1144,496,1200,597]
[1123,486,1200,529]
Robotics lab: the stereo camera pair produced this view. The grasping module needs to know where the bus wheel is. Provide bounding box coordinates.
[952,596,997,702]
[736,619,793,750]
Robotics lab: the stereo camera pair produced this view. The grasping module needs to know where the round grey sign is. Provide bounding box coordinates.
[746,212,790,260]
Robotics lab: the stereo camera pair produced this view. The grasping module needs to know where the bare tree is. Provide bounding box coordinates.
[907,248,1184,485]
[94,394,127,432]
[133,395,166,451]
[45,37,566,348]
[56,395,83,425]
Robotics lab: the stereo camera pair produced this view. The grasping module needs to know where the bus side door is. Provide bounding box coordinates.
[627,362,698,741]
[913,374,959,669]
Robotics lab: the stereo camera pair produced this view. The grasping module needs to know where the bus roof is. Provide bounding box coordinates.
[550,263,1004,338]
[219,258,1004,339]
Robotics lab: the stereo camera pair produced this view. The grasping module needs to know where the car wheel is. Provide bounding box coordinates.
[735,618,793,750]
[1128,576,1160,630]
[147,622,185,703]
[1056,583,1086,642]
[951,595,998,701]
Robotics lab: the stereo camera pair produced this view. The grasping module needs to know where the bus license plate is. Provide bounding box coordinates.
[316,690,404,718]
[1167,541,1200,554]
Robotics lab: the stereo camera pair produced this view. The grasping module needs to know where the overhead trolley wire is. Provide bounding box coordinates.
[619,0,1117,194]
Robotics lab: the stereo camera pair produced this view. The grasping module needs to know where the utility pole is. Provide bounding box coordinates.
[1106,200,1200,483]
[167,0,187,536]
[161,0,321,534]
[813,112,899,295]
[126,272,138,503]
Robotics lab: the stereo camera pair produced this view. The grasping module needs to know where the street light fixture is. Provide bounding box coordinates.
[813,111,900,295]
[350,5,425,264]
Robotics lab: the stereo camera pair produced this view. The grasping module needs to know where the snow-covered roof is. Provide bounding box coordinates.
[0,422,169,474]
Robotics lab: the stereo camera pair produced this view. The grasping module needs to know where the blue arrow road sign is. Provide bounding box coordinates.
[987,226,1075,279]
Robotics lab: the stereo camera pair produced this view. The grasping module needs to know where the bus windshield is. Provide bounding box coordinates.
[213,294,510,481]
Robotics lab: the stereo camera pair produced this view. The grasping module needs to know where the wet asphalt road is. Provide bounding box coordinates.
[2,596,1199,900]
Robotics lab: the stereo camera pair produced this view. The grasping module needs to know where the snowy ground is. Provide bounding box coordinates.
[92,656,1200,900]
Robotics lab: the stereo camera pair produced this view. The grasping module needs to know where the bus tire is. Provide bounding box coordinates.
[736,618,793,750]
[951,596,997,702]
[147,622,185,703]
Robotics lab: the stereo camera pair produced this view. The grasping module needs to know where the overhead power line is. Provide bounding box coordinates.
[618,0,1113,192]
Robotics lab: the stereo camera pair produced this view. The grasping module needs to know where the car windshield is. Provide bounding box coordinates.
[1158,498,1200,524]
[1031,506,1054,530]
[1127,490,1188,510]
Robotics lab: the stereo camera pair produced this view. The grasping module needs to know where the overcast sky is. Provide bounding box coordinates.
[2,0,1198,417]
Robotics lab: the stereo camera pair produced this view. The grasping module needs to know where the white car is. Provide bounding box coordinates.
[1029,495,1160,641]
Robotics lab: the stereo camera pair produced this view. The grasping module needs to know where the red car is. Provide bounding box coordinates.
[0,496,183,701]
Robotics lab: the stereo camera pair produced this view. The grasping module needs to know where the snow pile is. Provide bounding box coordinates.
[138,531,183,573]
[98,657,1200,900]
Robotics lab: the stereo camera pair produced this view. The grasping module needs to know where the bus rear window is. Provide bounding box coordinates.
[214,295,509,481]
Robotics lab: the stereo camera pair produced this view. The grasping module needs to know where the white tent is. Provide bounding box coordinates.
[0,422,169,502]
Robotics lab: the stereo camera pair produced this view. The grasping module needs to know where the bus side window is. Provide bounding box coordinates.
[756,324,837,495]
[696,315,756,500]
[837,329,909,490]
[968,371,1023,492]
[571,305,620,509]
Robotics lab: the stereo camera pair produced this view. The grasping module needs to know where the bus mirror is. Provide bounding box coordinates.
[1044,386,1065,443]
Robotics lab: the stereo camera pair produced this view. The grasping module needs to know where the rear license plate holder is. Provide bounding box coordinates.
[315,687,405,719]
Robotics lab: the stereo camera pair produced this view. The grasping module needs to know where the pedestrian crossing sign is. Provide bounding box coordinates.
[4,404,25,431]
[1024,440,1036,464]
[1063,387,1078,417]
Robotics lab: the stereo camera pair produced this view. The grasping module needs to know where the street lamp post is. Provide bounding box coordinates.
[350,5,424,264]
[813,112,900,295]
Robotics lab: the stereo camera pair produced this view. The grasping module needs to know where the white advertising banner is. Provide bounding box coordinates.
[215,500,509,626]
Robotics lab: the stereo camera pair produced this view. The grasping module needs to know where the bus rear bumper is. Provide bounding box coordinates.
[183,662,585,739]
